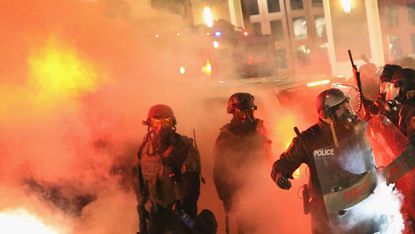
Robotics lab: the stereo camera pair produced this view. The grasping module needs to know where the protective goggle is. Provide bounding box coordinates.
[148,117,174,128]
[235,106,257,112]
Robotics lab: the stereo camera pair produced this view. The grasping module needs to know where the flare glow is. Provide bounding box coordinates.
[28,38,100,103]
[0,209,64,234]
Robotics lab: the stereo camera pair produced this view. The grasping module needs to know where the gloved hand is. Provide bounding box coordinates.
[271,170,293,190]
[362,98,379,115]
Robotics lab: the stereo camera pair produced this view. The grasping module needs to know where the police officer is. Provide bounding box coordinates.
[393,68,415,138]
[213,92,270,233]
[271,88,387,234]
[135,104,202,234]
[364,64,402,124]
[395,68,415,232]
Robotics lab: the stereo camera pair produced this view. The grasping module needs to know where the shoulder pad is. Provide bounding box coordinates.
[179,135,194,147]
[301,124,319,137]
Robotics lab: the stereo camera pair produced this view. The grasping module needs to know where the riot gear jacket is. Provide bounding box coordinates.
[136,131,201,215]
[271,119,381,234]
[213,119,270,205]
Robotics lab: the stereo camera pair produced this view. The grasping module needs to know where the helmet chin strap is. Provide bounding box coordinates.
[325,113,340,148]
[330,121,339,148]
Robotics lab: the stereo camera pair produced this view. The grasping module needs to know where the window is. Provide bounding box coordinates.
[385,4,399,28]
[276,48,288,69]
[293,17,308,39]
[290,0,304,10]
[270,20,284,41]
[297,45,311,65]
[242,0,260,15]
[312,0,323,7]
[314,15,326,38]
[388,36,402,59]
[268,0,281,13]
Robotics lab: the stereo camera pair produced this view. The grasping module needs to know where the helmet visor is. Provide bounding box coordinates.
[385,83,400,101]
[379,81,392,95]
[333,101,355,119]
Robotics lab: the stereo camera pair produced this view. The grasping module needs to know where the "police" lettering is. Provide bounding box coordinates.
[313,148,335,157]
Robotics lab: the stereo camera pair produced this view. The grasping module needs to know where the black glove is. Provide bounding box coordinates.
[271,170,293,190]
[363,99,379,115]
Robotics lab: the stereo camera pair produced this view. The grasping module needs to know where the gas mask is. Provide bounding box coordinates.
[332,102,355,121]
[148,117,175,138]
[331,102,359,135]
[230,109,256,134]
[335,109,356,123]
[233,108,255,123]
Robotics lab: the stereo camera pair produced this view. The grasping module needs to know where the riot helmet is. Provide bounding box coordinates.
[387,68,415,101]
[227,92,257,124]
[379,64,402,82]
[227,92,257,114]
[378,64,402,96]
[145,104,177,131]
[316,88,354,121]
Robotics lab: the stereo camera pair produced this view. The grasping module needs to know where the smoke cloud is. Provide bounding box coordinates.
[1,1,407,234]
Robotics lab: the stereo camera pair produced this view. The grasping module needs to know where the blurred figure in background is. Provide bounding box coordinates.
[363,64,402,124]
[213,92,271,234]
[393,68,415,233]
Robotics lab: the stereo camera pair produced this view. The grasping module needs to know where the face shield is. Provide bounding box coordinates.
[332,101,357,123]
[385,83,400,101]
[379,81,392,95]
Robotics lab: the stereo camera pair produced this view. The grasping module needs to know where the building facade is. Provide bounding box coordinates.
[151,0,415,78]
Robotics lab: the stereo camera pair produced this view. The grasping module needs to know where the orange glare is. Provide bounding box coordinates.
[179,66,186,75]
[340,0,352,13]
[292,168,301,179]
[202,60,212,76]
[306,79,331,87]
[28,38,101,105]
[273,113,297,153]
[0,209,65,234]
